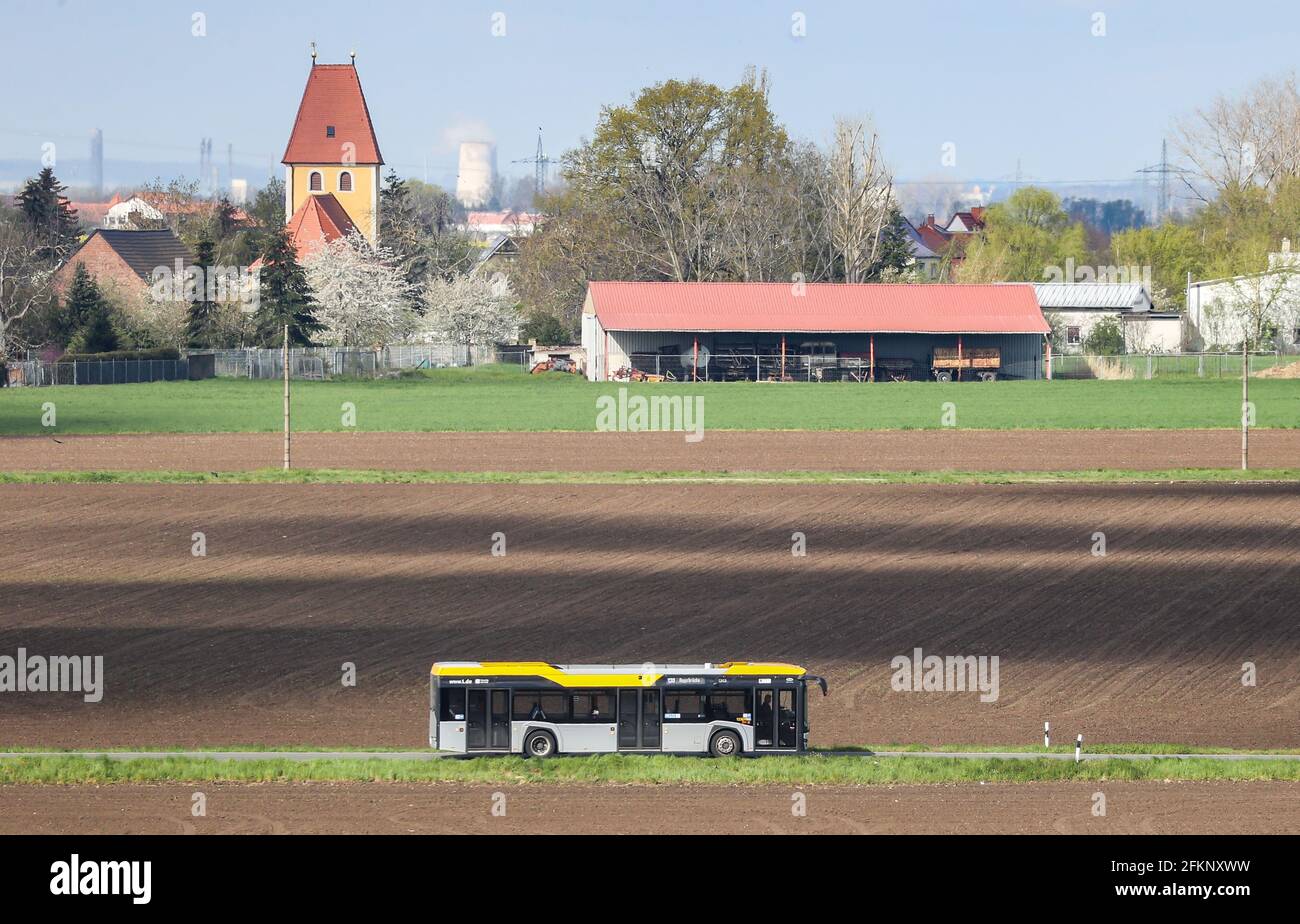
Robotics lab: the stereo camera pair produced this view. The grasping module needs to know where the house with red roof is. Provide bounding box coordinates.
[280,55,383,258]
[580,281,1050,382]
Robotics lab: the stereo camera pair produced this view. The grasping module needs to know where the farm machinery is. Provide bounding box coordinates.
[931,346,1001,382]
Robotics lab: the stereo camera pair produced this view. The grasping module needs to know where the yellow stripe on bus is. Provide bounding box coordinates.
[429,661,806,688]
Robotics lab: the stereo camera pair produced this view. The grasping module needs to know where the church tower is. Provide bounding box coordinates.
[281,52,383,246]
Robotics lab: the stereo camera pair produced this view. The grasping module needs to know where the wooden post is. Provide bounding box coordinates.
[283,323,291,471]
[780,334,786,381]
[1242,340,1249,470]
[869,334,875,383]
[692,336,698,382]
[1045,337,1052,380]
[956,335,963,382]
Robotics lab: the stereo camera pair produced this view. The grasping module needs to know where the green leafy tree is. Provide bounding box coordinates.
[252,226,321,346]
[16,168,81,261]
[380,171,474,282]
[518,312,573,344]
[1083,316,1126,355]
[186,240,221,347]
[956,187,1091,283]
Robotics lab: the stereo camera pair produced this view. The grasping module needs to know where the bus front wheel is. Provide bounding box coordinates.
[709,730,742,758]
[524,730,557,758]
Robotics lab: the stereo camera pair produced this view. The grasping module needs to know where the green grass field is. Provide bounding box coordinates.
[0,364,1296,434]
[3,753,1298,785]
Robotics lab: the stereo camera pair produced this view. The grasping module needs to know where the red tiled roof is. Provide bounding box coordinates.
[587,281,1049,335]
[257,193,356,265]
[282,64,383,165]
[466,210,539,227]
[915,224,951,253]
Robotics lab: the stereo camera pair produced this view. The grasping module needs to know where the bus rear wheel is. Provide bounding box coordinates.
[709,730,742,758]
[524,730,557,758]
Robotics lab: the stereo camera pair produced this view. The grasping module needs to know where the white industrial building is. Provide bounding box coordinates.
[1032,282,1182,353]
[1185,241,1300,350]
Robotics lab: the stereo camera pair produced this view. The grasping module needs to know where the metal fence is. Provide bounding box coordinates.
[4,358,189,386]
[382,343,528,369]
[196,344,530,380]
[1050,351,1295,380]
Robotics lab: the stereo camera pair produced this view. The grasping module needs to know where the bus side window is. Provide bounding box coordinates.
[512,692,542,721]
[539,694,569,722]
[663,691,704,721]
[439,687,466,722]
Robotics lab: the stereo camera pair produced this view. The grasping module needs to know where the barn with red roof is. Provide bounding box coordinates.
[580,281,1051,382]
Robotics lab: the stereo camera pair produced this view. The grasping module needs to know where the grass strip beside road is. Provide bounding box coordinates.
[4,754,1300,785]
[2,372,1300,434]
[3,467,1300,486]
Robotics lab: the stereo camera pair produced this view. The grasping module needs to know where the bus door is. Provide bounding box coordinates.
[467,689,511,750]
[490,690,511,749]
[777,688,797,749]
[617,689,662,749]
[466,689,487,749]
[754,687,777,749]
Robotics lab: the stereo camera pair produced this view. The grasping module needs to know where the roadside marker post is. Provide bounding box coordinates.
[1075,734,1083,763]
[1241,340,1249,471]
[1043,722,1050,749]
[283,323,291,471]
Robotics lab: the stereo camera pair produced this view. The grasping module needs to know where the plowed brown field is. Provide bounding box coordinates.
[1,482,1296,749]
[4,428,1300,472]
[2,781,1296,834]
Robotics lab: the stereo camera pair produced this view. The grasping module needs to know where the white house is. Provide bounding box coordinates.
[902,217,943,280]
[1185,240,1300,350]
[103,196,165,229]
[1032,282,1182,353]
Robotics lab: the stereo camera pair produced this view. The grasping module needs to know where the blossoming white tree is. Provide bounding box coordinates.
[421,271,520,348]
[303,231,416,346]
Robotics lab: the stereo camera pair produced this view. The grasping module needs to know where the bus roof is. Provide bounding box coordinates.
[430,661,807,686]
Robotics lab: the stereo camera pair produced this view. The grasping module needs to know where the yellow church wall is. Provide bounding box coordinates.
[287,164,380,242]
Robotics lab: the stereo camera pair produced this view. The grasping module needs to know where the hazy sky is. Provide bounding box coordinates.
[4,0,1300,189]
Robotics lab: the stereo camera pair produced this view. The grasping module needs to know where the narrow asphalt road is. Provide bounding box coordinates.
[1,750,1296,762]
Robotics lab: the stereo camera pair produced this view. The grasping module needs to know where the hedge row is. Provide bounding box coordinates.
[58,348,181,362]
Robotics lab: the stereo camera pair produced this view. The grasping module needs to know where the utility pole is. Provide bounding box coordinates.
[283,324,291,471]
[1241,340,1249,470]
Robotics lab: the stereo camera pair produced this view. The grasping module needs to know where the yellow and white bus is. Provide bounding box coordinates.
[430,661,828,757]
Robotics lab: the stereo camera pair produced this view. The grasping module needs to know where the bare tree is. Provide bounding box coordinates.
[821,117,894,283]
[0,223,55,368]
[1211,263,1300,350]
[1174,73,1300,197]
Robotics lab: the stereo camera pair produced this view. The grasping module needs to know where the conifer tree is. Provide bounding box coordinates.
[16,168,81,262]
[252,225,321,346]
